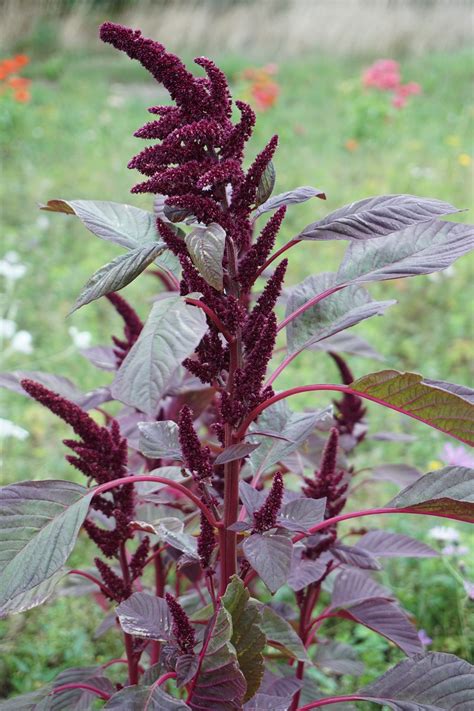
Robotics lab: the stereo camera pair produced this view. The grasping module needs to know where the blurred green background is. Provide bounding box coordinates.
[0,0,473,701]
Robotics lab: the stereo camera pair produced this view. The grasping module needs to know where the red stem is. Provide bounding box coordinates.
[101,658,129,669]
[92,475,221,528]
[297,696,365,710]
[67,569,114,599]
[150,549,166,665]
[276,285,345,333]
[51,683,111,700]
[185,297,232,341]
[156,671,177,687]
[119,543,139,686]
[255,238,300,279]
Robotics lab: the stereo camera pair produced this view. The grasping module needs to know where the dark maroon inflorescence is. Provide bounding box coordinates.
[197,512,216,571]
[165,593,197,655]
[330,353,367,441]
[252,471,284,533]
[106,292,143,366]
[178,405,213,482]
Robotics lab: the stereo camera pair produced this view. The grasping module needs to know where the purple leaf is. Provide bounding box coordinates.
[358,652,474,709]
[357,530,438,558]
[336,599,422,656]
[79,345,117,371]
[336,219,474,283]
[215,442,260,465]
[0,480,93,613]
[104,684,190,709]
[299,194,459,241]
[0,568,67,618]
[371,464,422,488]
[314,640,364,676]
[286,272,395,355]
[50,666,115,710]
[187,606,246,711]
[0,371,110,411]
[370,432,416,442]
[116,592,171,641]
[185,223,226,291]
[176,654,199,688]
[330,542,382,570]
[278,497,326,533]
[287,550,328,592]
[254,185,326,220]
[309,331,384,360]
[239,481,266,516]
[423,377,474,404]
[255,160,276,207]
[350,370,474,446]
[260,606,310,662]
[331,569,394,608]
[137,420,183,460]
[387,466,474,523]
[243,532,293,593]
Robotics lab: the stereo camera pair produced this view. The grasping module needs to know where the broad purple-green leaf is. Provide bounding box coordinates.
[314,641,364,676]
[423,378,474,404]
[349,370,474,446]
[154,517,198,558]
[185,223,226,291]
[49,666,115,710]
[336,600,422,656]
[260,606,310,662]
[287,551,327,592]
[254,185,325,219]
[239,481,265,517]
[187,606,246,711]
[358,652,474,709]
[298,194,459,241]
[215,442,260,465]
[357,530,438,558]
[80,345,117,371]
[331,569,394,609]
[116,592,171,640]
[104,685,190,710]
[222,576,266,702]
[41,199,160,249]
[255,160,276,207]
[0,480,93,612]
[309,331,384,360]
[71,242,165,314]
[0,567,67,618]
[387,466,474,523]
[371,464,422,488]
[247,399,333,475]
[336,219,474,285]
[137,420,183,460]
[0,687,51,709]
[176,654,199,688]
[135,467,191,498]
[277,497,326,533]
[330,542,382,570]
[112,295,208,414]
[243,532,293,593]
[285,272,395,355]
[0,371,110,411]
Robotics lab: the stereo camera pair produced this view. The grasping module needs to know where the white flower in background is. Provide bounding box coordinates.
[69,326,92,349]
[36,215,50,231]
[428,265,456,282]
[0,251,27,281]
[0,417,29,440]
[428,526,460,543]
[0,318,17,339]
[442,544,468,556]
[10,330,33,354]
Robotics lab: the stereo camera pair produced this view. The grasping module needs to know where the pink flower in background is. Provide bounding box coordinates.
[418,629,433,647]
[363,59,400,90]
[362,59,421,110]
[441,443,474,468]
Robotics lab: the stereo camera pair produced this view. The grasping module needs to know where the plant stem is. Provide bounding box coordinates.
[296,696,365,710]
[119,543,139,686]
[276,285,345,333]
[156,671,177,687]
[51,683,111,700]
[185,297,233,341]
[67,569,114,599]
[150,550,165,665]
[93,475,222,528]
[254,238,300,279]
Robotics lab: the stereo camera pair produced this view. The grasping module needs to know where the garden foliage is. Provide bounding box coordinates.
[1,22,473,710]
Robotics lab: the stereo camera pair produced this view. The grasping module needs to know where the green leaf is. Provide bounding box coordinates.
[185,223,226,291]
[112,295,208,414]
[222,576,266,702]
[336,219,474,285]
[350,370,474,446]
[255,160,276,207]
[0,567,67,618]
[0,480,93,613]
[285,272,394,355]
[70,242,165,313]
[298,194,459,241]
[358,652,474,709]
[387,466,474,523]
[41,199,161,249]
[260,606,310,662]
[188,606,246,710]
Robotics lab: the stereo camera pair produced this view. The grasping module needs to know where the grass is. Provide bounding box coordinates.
[0,41,473,698]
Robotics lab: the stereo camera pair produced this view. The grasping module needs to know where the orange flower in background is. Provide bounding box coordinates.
[0,54,31,103]
[345,138,359,152]
[241,64,280,112]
